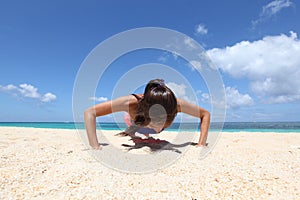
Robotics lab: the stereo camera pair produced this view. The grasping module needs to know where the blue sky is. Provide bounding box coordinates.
[0,0,300,122]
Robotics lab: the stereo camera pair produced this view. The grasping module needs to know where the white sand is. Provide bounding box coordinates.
[1,127,300,199]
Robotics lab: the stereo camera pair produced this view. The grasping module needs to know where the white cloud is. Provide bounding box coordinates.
[166,82,198,106]
[252,0,293,27]
[207,31,300,103]
[183,37,197,49]
[262,0,293,16]
[19,84,40,98]
[189,60,202,71]
[0,83,57,103]
[166,82,186,97]
[0,84,17,91]
[158,55,168,63]
[225,87,254,109]
[41,93,57,102]
[89,96,108,102]
[196,90,210,103]
[201,93,210,102]
[158,51,179,62]
[197,87,253,109]
[195,24,208,35]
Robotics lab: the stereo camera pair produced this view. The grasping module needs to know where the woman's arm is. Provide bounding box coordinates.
[84,95,131,149]
[177,98,210,146]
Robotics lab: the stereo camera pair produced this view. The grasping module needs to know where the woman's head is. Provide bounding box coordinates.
[134,79,177,129]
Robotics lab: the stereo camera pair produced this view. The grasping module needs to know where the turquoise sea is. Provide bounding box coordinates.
[0,122,300,132]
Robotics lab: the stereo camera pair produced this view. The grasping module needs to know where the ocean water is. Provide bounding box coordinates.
[0,122,300,132]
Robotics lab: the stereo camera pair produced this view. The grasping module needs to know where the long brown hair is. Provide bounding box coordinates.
[134,79,177,127]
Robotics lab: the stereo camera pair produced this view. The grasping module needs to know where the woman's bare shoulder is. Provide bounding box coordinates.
[176,98,184,112]
[113,94,143,106]
[113,95,134,105]
[177,98,194,105]
[176,98,198,112]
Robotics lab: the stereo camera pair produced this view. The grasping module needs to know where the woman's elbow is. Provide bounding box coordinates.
[84,108,95,119]
[202,109,210,120]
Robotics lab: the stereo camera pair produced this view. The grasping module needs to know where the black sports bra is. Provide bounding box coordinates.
[131,93,141,101]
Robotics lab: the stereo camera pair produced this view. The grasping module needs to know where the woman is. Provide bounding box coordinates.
[84,79,210,150]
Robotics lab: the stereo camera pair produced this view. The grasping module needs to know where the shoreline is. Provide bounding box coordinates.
[1,127,300,199]
[1,125,300,133]
[1,121,300,133]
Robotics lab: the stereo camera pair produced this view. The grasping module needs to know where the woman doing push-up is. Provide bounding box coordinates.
[84,79,210,150]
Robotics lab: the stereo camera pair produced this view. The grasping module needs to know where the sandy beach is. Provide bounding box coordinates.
[1,127,300,199]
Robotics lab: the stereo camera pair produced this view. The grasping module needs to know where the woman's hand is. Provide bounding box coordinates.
[177,98,211,147]
[91,144,102,150]
[195,143,208,148]
[84,95,132,150]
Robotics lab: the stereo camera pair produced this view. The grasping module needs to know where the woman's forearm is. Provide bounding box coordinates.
[198,111,210,146]
[84,108,100,148]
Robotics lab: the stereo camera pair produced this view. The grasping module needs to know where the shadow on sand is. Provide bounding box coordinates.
[116,131,197,153]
